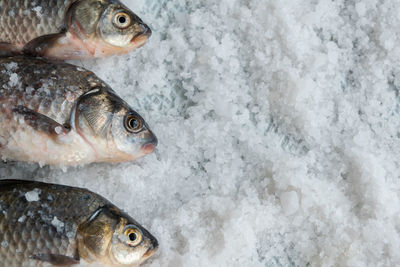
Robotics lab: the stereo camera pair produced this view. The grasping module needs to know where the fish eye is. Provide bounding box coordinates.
[124,114,143,133]
[124,228,142,247]
[113,12,131,29]
[129,233,137,241]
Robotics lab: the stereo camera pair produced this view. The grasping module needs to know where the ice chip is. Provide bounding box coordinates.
[25,188,41,202]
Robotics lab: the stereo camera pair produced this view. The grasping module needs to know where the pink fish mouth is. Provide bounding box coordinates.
[130,34,149,49]
[142,143,155,155]
[143,247,157,258]
[131,25,152,47]
[141,245,158,263]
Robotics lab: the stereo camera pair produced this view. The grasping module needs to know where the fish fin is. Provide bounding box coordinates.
[23,32,67,57]
[23,32,91,60]
[12,106,70,138]
[0,43,22,57]
[32,254,80,266]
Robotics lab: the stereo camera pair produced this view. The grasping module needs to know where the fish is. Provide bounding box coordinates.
[0,179,158,266]
[0,0,151,59]
[0,56,158,167]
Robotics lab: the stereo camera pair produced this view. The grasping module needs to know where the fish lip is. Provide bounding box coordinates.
[140,23,152,38]
[141,143,156,155]
[143,244,158,259]
[131,24,152,44]
[141,132,158,155]
[140,248,157,265]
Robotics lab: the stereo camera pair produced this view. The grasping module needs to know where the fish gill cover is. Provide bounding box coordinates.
[1,0,400,266]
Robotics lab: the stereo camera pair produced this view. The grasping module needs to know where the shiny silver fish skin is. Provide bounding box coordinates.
[0,56,157,166]
[0,180,158,267]
[0,0,151,59]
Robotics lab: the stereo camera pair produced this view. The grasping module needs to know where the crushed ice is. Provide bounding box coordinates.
[51,216,65,233]
[24,188,41,202]
[0,0,399,266]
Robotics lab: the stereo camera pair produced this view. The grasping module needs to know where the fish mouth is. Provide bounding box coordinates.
[141,142,157,155]
[141,132,158,155]
[139,239,158,264]
[142,143,155,154]
[140,23,152,38]
[143,247,157,259]
[140,229,158,263]
[130,24,152,46]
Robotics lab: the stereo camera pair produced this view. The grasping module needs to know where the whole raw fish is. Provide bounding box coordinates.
[0,56,157,166]
[0,0,151,59]
[0,179,158,266]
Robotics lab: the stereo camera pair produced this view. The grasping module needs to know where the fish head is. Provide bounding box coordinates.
[111,214,159,265]
[68,0,151,55]
[98,1,151,48]
[73,87,157,162]
[77,206,158,265]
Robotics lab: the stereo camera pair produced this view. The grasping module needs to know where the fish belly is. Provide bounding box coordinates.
[0,123,96,166]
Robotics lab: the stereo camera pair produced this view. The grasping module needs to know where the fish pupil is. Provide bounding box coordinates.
[119,16,126,24]
[129,233,137,241]
[129,118,139,129]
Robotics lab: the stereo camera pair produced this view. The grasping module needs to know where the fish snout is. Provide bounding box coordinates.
[149,235,158,251]
[141,23,152,38]
[131,23,152,44]
[141,133,157,155]
[143,236,158,258]
[131,12,151,37]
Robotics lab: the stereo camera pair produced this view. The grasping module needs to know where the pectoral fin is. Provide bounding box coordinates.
[23,32,91,60]
[0,42,23,57]
[32,253,79,266]
[23,32,67,57]
[12,106,70,139]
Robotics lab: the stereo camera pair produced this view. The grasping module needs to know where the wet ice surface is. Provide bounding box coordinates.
[1,0,400,266]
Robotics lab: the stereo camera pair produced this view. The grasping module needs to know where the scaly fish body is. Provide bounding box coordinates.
[0,0,71,45]
[0,56,157,166]
[0,180,158,266]
[0,0,151,59]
